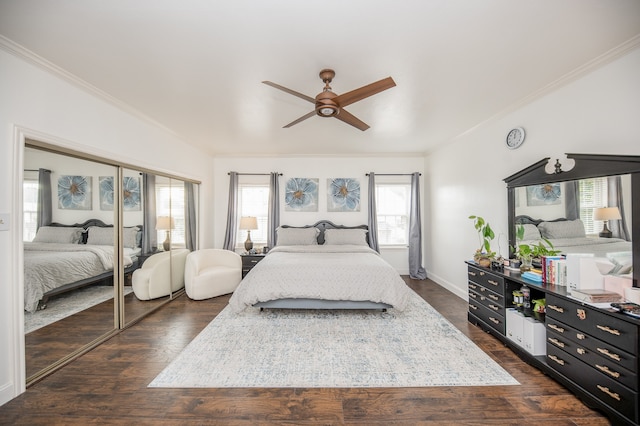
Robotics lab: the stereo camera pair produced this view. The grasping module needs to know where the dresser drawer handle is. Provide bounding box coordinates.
[547,338,565,348]
[547,305,564,313]
[595,364,621,379]
[597,347,622,362]
[468,271,477,277]
[469,293,477,299]
[488,294,499,301]
[489,317,500,325]
[487,279,498,286]
[596,385,621,401]
[469,283,477,289]
[469,304,478,311]
[548,324,565,333]
[596,325,621,336]
[576,333,586,340]
[479,272,485,276]
[576,348,586,355]
[548,355,565,366]
[488,304,500,312]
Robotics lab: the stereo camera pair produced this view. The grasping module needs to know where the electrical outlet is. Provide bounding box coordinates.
[0,213,9,231]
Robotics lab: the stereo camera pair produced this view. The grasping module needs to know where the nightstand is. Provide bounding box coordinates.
[242,253,266,278]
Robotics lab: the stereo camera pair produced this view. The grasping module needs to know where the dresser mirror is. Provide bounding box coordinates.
[504,154,640,288]
[23,142,199,384]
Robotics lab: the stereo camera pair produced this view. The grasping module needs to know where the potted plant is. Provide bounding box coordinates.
[469,215,495,268]
[512,224,560,271]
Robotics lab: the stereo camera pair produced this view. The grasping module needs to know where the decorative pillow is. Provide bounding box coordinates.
[519,224,541,241]
[538,219,586,239]
[324,228,368,245]
[276,227,319,245]
[33,226,84,244]
[85,226,139,247]
[86,226,115,245]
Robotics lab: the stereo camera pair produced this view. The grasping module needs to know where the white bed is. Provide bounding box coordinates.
[23,220,140,312]
[227,221,412,313]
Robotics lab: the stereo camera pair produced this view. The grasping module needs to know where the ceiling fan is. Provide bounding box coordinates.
[262,69,396,131]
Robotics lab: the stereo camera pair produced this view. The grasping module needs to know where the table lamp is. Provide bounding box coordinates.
[239,216,258,251]
[593,207,621,238]
[156,216,175,251]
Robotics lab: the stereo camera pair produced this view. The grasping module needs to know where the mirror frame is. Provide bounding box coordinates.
[504,153,640,288]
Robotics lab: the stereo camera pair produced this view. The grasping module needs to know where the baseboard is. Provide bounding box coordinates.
[425,270,467,301]
[0,381,17,407]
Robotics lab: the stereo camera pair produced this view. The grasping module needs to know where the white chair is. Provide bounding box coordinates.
[184,249,242,300]
[132,249,189,300]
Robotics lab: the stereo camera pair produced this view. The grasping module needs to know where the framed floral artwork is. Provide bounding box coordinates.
[285,178,318,212]
[327,178,360,212]
[526,183,561,206]
[58,175,92,210]
[99,176,142,211]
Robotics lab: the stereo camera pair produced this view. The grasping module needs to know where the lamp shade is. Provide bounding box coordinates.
[239,216,258,230]
[156,216,175,230]
[593,207,622,221]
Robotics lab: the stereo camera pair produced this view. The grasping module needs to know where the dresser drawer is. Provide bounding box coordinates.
[547,328,637,391]
[241,254,265,278]
[469,287,505,317]
[469,298,505,335]
[546,344,639,424]
[546,318,637,374]
[468,265,504,296]
[546,294,638,355]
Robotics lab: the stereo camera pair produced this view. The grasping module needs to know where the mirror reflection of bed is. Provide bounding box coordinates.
[23,145,195,382]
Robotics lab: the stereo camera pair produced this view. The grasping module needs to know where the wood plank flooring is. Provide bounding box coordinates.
[2,278,611,425]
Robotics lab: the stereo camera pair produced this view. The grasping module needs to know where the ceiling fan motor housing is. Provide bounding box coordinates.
[315,90,339,117]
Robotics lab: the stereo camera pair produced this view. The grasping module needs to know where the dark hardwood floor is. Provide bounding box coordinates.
[3,277,610,425]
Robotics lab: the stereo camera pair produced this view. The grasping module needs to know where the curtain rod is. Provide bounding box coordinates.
[24,168,52,172]
[365,173,421,176]
[227,172,282,176]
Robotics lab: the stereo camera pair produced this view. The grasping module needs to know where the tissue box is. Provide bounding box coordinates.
[604,274,633,297]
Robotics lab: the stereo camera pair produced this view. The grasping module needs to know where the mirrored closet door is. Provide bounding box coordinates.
[23,142,199,384]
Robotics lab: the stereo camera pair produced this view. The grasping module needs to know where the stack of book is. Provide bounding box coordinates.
[569,289,624,303]
[541,255,567,286]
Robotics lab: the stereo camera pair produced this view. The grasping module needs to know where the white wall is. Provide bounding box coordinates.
[0,49,215,405]
[426,47,640,300]
[212,155,426,273]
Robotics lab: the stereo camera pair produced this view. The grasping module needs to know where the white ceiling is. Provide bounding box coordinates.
[1,0,640,157]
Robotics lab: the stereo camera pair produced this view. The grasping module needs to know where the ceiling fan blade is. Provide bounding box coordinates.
[333,77,396,108]
[335,109,369,131]
[283,110,317,128]
[262,81,315,103]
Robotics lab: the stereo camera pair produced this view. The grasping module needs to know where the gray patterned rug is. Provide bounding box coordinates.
[149,290,519,388]
[25,285,132,334]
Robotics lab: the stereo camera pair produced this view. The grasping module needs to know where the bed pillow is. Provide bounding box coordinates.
[324,228,368,246]
[518,224,541,241]
[276,227,319,245]
[86,226,139,248]
[32,226,84,244]
[538,219,586,239]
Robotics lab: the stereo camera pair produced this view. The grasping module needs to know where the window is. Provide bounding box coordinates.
[156,182,186,247]
[579,177,608,235]
[23,178,39,242]
[237,184,269,247]
[376,183,410,246]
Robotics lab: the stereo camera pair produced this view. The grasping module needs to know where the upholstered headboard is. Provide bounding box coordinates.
[48,219,143,247]
[281,220,370,246]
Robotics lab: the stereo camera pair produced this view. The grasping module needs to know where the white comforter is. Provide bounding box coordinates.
[23,242,133,313]
[228,244,411,313]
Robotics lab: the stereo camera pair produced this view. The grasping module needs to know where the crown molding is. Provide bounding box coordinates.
[454,35,640,140]
[0,35,183,141]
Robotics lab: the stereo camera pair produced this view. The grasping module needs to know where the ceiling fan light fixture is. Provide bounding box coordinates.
[318,106,338,117]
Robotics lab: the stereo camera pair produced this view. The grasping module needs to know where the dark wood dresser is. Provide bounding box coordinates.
[467,262,639,426]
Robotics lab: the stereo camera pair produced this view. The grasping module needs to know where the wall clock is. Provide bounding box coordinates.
[506,127,525,149]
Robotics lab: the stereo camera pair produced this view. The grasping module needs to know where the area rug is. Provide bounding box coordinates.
[149,290,519,388]
[25,286,132,334]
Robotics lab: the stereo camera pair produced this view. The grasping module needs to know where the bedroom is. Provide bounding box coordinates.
[1,1,640,423]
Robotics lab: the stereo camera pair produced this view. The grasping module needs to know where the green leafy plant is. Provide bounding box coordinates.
[512,224,560,261]
[469,215,495,259]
